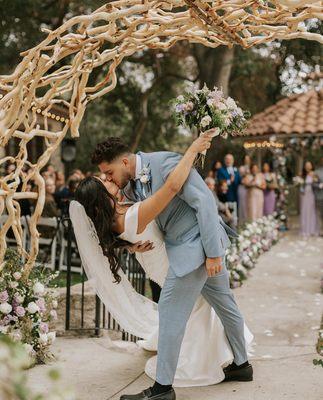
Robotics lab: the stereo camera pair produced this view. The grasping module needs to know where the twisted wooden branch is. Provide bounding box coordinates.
[0,0,322,275]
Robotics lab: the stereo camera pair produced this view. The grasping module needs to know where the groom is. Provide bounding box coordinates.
[91,137,253,400]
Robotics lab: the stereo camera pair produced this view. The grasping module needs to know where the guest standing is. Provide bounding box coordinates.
[205,177,234,227]
[263,162,278,216]
[217,154,241,203]
[245,164,266,221]
[313,157,323,235]
[300,161,320,238]
[38,178,60,239]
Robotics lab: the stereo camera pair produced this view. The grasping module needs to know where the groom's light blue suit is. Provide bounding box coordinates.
[123,151,248,385]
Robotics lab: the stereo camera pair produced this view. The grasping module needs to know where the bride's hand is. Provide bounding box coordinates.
[189,131,214,154]
[128,240,154,254]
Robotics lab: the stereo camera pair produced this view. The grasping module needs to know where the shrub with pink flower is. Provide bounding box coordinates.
[0,249,59,364]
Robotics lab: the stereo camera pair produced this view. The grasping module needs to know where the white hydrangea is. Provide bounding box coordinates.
[200,115,212,128]
[0,302,12,314]
[27,302,40,314]
[226,96,237,109]
[33,282,45,296]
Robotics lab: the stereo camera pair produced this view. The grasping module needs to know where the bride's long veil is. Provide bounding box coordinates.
[69,200,158,339]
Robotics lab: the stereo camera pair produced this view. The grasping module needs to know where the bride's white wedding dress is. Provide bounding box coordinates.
[69,200,253,388]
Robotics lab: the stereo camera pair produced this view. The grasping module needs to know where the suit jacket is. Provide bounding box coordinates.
[217,166,241,203]
[123,151,238,277]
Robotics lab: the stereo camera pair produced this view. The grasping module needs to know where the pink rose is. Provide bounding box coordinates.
[0,291,9,303]
[40,322,49,333]
[15,306,26,317]
[35,298,46,313]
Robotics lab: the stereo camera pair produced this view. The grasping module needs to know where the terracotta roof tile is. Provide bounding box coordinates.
[246,89,323,137]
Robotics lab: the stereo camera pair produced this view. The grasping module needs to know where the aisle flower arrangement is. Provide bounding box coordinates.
[0,249,59,365]
[227,215,280,288]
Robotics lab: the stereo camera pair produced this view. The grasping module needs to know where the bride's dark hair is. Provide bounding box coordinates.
[74,177,129,283]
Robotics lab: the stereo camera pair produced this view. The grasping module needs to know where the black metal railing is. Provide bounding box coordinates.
[63,217,147,340]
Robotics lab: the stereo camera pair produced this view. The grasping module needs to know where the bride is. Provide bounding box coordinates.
[69,132,252,388]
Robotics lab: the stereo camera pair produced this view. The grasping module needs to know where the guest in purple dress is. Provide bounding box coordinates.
[245,164,266,221]
[238,155,252,225]
[263,162,278,216]
[300,161,320,238]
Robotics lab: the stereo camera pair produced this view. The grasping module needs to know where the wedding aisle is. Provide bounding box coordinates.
[26,226,323,400]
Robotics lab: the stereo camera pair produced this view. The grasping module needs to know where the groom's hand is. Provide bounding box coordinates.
[206,257,222,277]
[128,241,154,254]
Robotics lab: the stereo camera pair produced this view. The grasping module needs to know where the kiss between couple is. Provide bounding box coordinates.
[69,130,253,400]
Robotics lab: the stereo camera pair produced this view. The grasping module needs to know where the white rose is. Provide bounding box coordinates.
[0,302,12,314]
[200,115,212,128]
[27,302,40,314]
[226,96,237,109]
[33,282,45,296]
[47,331,56,343]
[39,334,48,345]
[13,272,22,280]
[217,102,227,110]
[14,294,25,304]
[52,300,58,309]
[140,175,149,184]
[9,281,19,289]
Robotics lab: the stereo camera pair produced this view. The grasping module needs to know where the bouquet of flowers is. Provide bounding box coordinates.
[293,176,305,186]
[0,249,59,365]
[172,84,250,165]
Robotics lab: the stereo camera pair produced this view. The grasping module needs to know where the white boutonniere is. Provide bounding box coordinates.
[138,165,151,196]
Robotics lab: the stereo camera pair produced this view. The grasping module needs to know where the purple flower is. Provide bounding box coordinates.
[1,316,10,325]
[35,298,46,313]
[39,322,49,333]
[15,306,26,317]
[0,290,9,303]
[175,104,185,113]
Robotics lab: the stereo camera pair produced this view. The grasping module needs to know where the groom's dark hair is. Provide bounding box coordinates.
[91,137,131,165]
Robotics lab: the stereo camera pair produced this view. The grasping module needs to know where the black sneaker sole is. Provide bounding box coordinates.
[224,376,253,382]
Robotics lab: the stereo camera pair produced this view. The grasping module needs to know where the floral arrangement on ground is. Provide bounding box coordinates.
[227,214,280,288]
[0,249,59,366]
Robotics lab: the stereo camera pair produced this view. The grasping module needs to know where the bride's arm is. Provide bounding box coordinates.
[137,130,214,234]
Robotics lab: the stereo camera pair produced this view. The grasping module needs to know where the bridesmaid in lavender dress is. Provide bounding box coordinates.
[300,161,320,238]
[238,155,251,225]
[245,164,266,221]
[263,162,278,216]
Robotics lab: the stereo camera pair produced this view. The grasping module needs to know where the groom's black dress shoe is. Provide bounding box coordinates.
[120,387,176,400]
[223,362,253,382]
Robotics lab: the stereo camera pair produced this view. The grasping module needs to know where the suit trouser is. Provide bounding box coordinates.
[156,259,248,385]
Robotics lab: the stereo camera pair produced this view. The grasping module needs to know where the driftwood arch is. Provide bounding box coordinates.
[0,0,322,275]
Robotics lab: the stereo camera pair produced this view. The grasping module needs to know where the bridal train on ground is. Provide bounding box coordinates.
[69,200,253,387]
